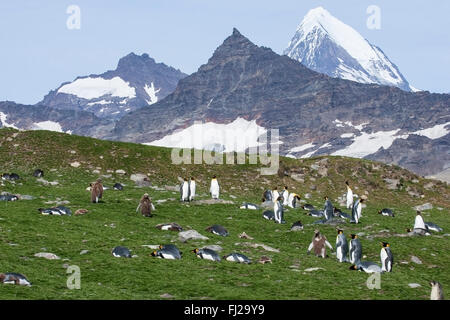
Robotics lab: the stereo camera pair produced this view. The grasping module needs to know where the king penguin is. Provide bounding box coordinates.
[112,246,132,258]
[282,186,289,206]
[349,261,382,273]
[223,252,251,264]
[349,234,362,264]
[345,181,353,209]
[272,187,280,203]
[180,178,190,202]
[263,210,275,221]
[350,198,364,224]
[152,244,182,260]
[380,242,393,272]
[0,273,31,286]
[287,193,301,209]
[336,229,349,263]
[206,224,229,237]
[262,190,273,203]
[274,196,285,224]
[192,248,221,262]
[240,202,259,210]
[189,177,196,201]
[323,196,334,220]
[378,208,394,217]
[210,175,220,199]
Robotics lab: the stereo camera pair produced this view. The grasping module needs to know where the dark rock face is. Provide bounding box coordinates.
[366,134,450,176]
[39,53,187,120]
[111,29,449,176]
[0,101,114,138]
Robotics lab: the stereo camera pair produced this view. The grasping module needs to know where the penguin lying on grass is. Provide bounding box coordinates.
[0,273,31,286]
[263,210,275,221]
[156,223,183,232]
[2,173,20,181]
[290,221,304,231]
[223,253,251,264]
[151,245,182,260]
[302,204,315,211]
[112,246,132,258]
[306,210,323,218]
[333,207,351,220]
[33,169,44,178]
[113,183,124,191]
[192,248,221,262]
[205,225,229,237]
[406,211,438,235]
[378,208,394,217]
[349,261,382,273]
[0,194,19,201]
[38,206,72,216]
[240,203,259,210]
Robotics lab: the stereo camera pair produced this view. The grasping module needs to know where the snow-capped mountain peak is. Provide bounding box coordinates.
[284,7,415,92]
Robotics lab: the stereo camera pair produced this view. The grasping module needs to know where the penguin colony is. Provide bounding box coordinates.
[0,169,445,300]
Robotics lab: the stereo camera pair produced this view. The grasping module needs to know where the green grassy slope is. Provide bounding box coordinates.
[0,128,448,300]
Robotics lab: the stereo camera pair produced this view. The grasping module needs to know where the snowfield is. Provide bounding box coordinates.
[57,76,136,100]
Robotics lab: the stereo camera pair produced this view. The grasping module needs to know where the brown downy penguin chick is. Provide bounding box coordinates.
[136,193,153,217]
[307,229,334,258]
[90,178,103,203]
[430,281,444,300]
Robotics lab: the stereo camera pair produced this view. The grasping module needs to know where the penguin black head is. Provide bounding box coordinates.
[284,186,288,190]
[349,265,357,270]
[416,211,422,216]
[381,242,390,247]
[212,175,217,179]
[337,229,344,234]
[274,187,278,190]
[191,177,195,181]
[360,198,365,203]
[277,196,283,202]
[151,251,158,257]
[345,181,349,186]
[191,248,199,254]
[351,234,357,239]
[159,244,164,250]
[184,177,188,181]
[324,196,328,200]
[406,228,412,233]
[378,210,382,214]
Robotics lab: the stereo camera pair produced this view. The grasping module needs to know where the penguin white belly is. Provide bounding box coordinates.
[161,225,171,230]
[161,252,176,260]
[414,216,425,229]
[380,249,388,271]
[346,189,353,208]
[201,253,216,261]
[190,183,196,200]
[336,246,343,261]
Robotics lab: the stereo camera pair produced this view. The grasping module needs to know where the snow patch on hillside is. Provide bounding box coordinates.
[58,76,136,100]
[144,118,267,153]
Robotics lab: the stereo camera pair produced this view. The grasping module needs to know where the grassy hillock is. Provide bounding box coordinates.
[0,128,448,299]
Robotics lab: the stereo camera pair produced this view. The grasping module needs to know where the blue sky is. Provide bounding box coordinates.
[0,0,448,104]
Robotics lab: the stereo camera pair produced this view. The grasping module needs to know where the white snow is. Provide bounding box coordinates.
[288,142,315,153]
[410,121,450,140]
[32,121,63,133]
[144,118,267,153]
[0,112,19,129]
[86,100,112,106]
[285,6,413,89]
[332,129,401,158]
[57,76,136,100]
[144,82,161,105]
[340,133,355,138]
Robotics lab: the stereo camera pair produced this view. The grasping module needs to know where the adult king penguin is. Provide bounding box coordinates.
[323,196,334,220]
[189,177,196,201]
[282,186,289,206]
[380,242,393,272]
[351,198,364,224]
[345,181,353,209]
[210,175,220,199]
[336,229,349,263]
[180,178,190,202]
[274,196,285,224]
[349,234,362,264]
